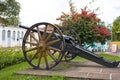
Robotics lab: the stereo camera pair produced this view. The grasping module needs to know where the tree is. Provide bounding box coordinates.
[0,0,20,26]
[112,16,120,41]
[56,0,111,45]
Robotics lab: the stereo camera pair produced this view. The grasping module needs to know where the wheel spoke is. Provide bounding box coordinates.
[30,32,38,42]
[37,52,43,67]
[45,28,55,42]
[42,25,47,39]
[61,41,65,50]
[52,51,57,55]
[26,41,37,45]
[44,52,49,69]
[47,50,58,62]
[47,39,61,45]
[58,53,63,61]
[37,26,42,40]
[30,50,38,61]
[47,46,61,52]
[26,47,37,52]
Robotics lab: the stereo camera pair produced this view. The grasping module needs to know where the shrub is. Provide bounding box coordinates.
[0,48,25,69]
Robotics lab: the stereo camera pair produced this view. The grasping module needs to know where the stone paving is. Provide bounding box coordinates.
[16,61,120,80]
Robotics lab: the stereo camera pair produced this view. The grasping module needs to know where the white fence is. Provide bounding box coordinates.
[0,26,26,47]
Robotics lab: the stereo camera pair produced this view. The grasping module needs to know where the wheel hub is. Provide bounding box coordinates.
[38,41,47,51]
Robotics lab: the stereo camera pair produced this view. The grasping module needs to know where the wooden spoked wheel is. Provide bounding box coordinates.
[64,52,77,62]
[22,22,65,70]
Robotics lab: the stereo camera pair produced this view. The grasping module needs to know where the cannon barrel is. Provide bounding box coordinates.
[19,25,46,34]
[19,25,73,42]
[19,25,30,30]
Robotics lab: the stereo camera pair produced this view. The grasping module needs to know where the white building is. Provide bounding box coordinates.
[0,25,26,47]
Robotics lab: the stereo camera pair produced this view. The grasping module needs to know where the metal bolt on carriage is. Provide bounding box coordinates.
[19,22,120,70]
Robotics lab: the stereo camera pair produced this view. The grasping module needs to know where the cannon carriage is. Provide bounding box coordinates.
[20,22,120,70]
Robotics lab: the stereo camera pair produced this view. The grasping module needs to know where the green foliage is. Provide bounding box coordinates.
[0,0,20,26]
[0,48,25,69]
[56,0,111,44]
[112,16,120,41]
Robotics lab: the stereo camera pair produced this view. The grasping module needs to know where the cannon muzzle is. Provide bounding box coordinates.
[19,25,30,30]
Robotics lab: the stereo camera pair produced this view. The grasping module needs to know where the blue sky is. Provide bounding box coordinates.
[16,0,120,26]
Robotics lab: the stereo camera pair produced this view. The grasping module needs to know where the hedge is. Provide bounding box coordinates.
[0,48,25,69]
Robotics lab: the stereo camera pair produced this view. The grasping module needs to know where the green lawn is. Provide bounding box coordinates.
[0,61,66,80]
[0,56,87,80]
[99,53,120,61]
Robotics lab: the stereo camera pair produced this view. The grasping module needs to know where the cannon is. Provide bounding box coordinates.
[20,22,120,70]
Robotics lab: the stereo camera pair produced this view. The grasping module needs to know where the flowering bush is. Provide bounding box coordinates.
[56,1,111,44]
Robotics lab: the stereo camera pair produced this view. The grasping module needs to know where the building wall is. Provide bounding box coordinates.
[0,26,26,47]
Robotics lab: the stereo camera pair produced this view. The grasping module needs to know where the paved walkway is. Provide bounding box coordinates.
[16,61,120,80]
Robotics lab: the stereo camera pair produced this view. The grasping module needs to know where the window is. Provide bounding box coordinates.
[21,32,24,39]
[2,30,6,41]
[13,31,16,40]
[17,31,20,41]
[7,30,11,38]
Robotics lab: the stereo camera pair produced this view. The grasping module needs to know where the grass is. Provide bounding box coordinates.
[0,56,87,80]
[0,61,30,80]
[0,61,65,80]
[99,53,120,61]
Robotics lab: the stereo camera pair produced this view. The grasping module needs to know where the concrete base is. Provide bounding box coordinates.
[16,61,120,80]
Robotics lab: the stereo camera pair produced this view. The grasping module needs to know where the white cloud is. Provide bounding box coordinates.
[17,0,120,26]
